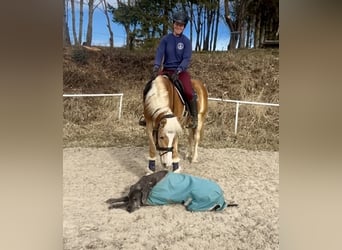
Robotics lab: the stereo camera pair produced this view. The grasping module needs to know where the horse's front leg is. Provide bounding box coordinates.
[191,115,204,163]
[146,123,157,173]
[186,128,194,161]
[171,135,181,172]
[191,128,199,163]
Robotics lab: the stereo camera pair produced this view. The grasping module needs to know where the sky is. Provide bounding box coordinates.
[66,1,231,51]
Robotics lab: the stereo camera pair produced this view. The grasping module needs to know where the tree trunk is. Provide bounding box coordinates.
[239,21,246,48]
[237,0,247,49]
[70,0,79,45]
[162,4,168,36]
[78,0,84,44]
[254,12,261,48]
[245,16,251,48]
[203,9,212,51]
[250,14,256,48]
[201,8,204,50]
[189,3,193,46]
[260,21,265,45]
[63,0,71,46]
[209,12,214,51]
[194,6,202,51]
[212,7,219,51]
[102,0,114,48]
[224,0,237,50]
[86,0,94,46]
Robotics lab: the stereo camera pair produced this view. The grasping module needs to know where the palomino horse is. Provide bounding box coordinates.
[143,75,208,173]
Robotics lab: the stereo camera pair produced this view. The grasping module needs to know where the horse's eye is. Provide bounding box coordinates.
[159,136,164,140]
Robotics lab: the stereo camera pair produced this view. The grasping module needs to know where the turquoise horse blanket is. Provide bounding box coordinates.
[147,172,227,211]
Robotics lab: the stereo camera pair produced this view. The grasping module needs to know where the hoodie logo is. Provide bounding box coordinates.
[177,42,184,50]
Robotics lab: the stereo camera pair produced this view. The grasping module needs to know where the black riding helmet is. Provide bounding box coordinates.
[172,11,189,26]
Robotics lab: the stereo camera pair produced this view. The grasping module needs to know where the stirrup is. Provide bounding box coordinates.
[138,116,146,126]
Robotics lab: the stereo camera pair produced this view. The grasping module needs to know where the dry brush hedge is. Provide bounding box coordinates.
[63,47,279,151]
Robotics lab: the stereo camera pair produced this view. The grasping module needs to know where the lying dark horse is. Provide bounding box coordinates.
[106,170,238,213]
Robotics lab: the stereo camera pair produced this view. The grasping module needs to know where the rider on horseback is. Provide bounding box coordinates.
[139,11,198,129]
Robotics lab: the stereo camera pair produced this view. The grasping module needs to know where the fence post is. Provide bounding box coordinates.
[234,102,240,134]
[208,97,279,134]
[118,94,123,120]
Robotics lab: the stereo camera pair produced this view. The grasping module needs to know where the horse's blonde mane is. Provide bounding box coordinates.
[145,76,171,118]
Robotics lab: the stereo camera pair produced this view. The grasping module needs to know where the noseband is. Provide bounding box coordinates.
[153,114,175,155]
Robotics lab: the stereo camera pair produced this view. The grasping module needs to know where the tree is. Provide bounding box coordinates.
[224,0,278,49]
[63,0,71,46]
[70,0,79,45]
[188,0,221,51]
[66,0,100,46]
[78,0,84,44]
[108,0,176,49]
[108,0,138,49]
[202,0,219,51]
[211,3,220,51]
[85,0,94,45]
[224,0,247,50]
[101,0,114,48]
[65,0,278,50]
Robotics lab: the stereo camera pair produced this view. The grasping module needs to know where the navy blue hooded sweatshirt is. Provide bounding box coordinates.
[154,33,192,73]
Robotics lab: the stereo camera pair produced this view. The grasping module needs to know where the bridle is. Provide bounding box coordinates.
[153,113,175,156]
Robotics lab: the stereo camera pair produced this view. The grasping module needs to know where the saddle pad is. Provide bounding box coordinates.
[147,172,227,211]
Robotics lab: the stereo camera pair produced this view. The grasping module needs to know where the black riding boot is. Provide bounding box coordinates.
[188,95,198,129]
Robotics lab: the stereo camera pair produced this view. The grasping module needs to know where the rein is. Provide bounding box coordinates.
[153,113,175,154]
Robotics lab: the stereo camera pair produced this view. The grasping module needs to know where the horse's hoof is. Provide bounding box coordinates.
[145,168,154,175]
[191,158,198,163]
[173,166,181,173]
[172,163,181,173]
[145,161,155,175]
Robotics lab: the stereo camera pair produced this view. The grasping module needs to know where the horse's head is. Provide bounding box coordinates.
[153,114,182,167]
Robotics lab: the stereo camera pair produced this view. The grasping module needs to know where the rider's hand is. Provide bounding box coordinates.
[171,72,179,82]
[151,67,159,79]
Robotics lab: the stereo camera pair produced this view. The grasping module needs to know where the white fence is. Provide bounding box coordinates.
[63,93,124,120]
[208,97,279,134]
[62,93,279,133]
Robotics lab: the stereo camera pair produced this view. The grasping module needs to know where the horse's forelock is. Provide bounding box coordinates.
[165,116,182,134]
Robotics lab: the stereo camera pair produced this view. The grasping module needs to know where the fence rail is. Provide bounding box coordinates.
[63,93,123,120]
[208,97,279,134]
[62,93,278,133]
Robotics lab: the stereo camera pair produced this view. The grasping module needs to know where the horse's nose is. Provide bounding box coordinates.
[127,206,135,213]
[161,162,172,169]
